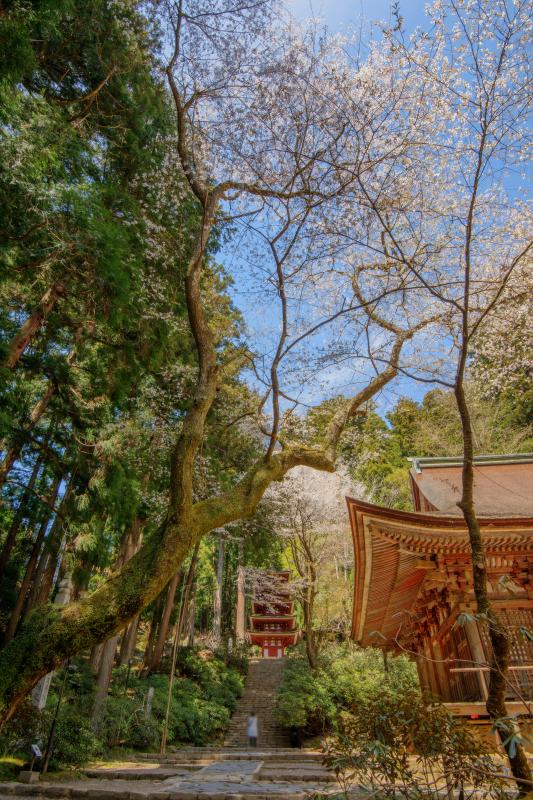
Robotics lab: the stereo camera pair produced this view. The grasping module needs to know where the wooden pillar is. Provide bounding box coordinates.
[416,652,431,693]
[428,637,448,700]
[464,620,489,700]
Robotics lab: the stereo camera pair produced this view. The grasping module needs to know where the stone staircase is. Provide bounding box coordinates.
[224,657,290,748]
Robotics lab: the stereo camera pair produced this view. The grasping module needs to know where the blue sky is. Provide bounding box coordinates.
[287,0,429,35]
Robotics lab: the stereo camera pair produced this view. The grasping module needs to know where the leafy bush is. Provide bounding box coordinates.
[214,640,250,675]
[47,707,102,768]
[102,649,244,750]
[127,717,161,751]
[322,687,508,799]
[1,646,245,768]
[101,695,146,748]
[147,673,232,745]
[0,700,48,757]
[275,644,418,737]
[275,656,336,734]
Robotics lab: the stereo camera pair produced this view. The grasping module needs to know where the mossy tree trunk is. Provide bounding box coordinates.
[0,328,408,724]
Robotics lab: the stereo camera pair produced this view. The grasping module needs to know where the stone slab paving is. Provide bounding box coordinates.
[182,759,262,781]
[0,779,338,799]
[0,749,341,799]
[84,767,192,780]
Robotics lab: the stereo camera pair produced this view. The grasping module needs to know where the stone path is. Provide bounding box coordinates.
[0,659,341,798]
[0,748,341,799]
[225,658,290,748]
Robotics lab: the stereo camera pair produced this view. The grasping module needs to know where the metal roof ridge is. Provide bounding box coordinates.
[408,453,533,472]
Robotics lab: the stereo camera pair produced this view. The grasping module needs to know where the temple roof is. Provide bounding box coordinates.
[409,454,533,516]
[347,496,533,649]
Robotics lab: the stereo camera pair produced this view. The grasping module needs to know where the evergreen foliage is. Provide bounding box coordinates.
[0,648,245,764]
[344,388,532,509]
[275,644,418,736]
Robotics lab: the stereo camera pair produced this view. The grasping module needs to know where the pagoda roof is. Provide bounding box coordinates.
[409,453,533,516]
[347,496,533,649]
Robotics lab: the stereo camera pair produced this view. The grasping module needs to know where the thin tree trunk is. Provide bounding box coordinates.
[90,521,143,726]
[4,475,61,643]
[27,547,52,609]
[455,380,532,791]
[303,593,318,669]
[149,570,181,672]
[118,616,139,665]
[90,643,104,675]
[187,586,196,647]
[0,383,56,490]
[142,594,164,672]
[91,634,120,731]
[0,456,43,583]
[3,283,65,370]
[177,543,200,647]
[27,528,63,610]
[235,541,245,641]
[26,482,73,610]
[213,537,224,642]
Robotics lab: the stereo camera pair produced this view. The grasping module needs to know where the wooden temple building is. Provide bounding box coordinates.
[248,570,300,658]
[348,454,533,718]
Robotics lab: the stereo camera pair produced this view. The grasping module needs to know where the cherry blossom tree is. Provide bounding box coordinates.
[330,0,532,787]
[269,466,359,667]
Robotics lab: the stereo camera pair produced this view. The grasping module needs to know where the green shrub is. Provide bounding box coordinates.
[322,688,508,799]
[325,645,418,708]
[275,656,336,734]
[0,701,48,757]
[149,674,231,745]
[0,647,245,766]
[127,716,160,750]
[101,695,146,748]
[48,707,102,768]
[274,644,418,738]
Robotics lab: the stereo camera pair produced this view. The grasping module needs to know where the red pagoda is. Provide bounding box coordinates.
[248,570,300,658]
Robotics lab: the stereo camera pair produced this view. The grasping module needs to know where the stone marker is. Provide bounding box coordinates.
[145,686,155,718]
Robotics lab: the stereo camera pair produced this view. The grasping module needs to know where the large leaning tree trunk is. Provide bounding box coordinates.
[0,1,423,724]
[0,308,408,722]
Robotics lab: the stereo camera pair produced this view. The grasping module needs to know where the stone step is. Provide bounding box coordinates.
[223,658,291,749]
[129,750,322,763]
[0,782,340,799]
[83,766,198,780]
